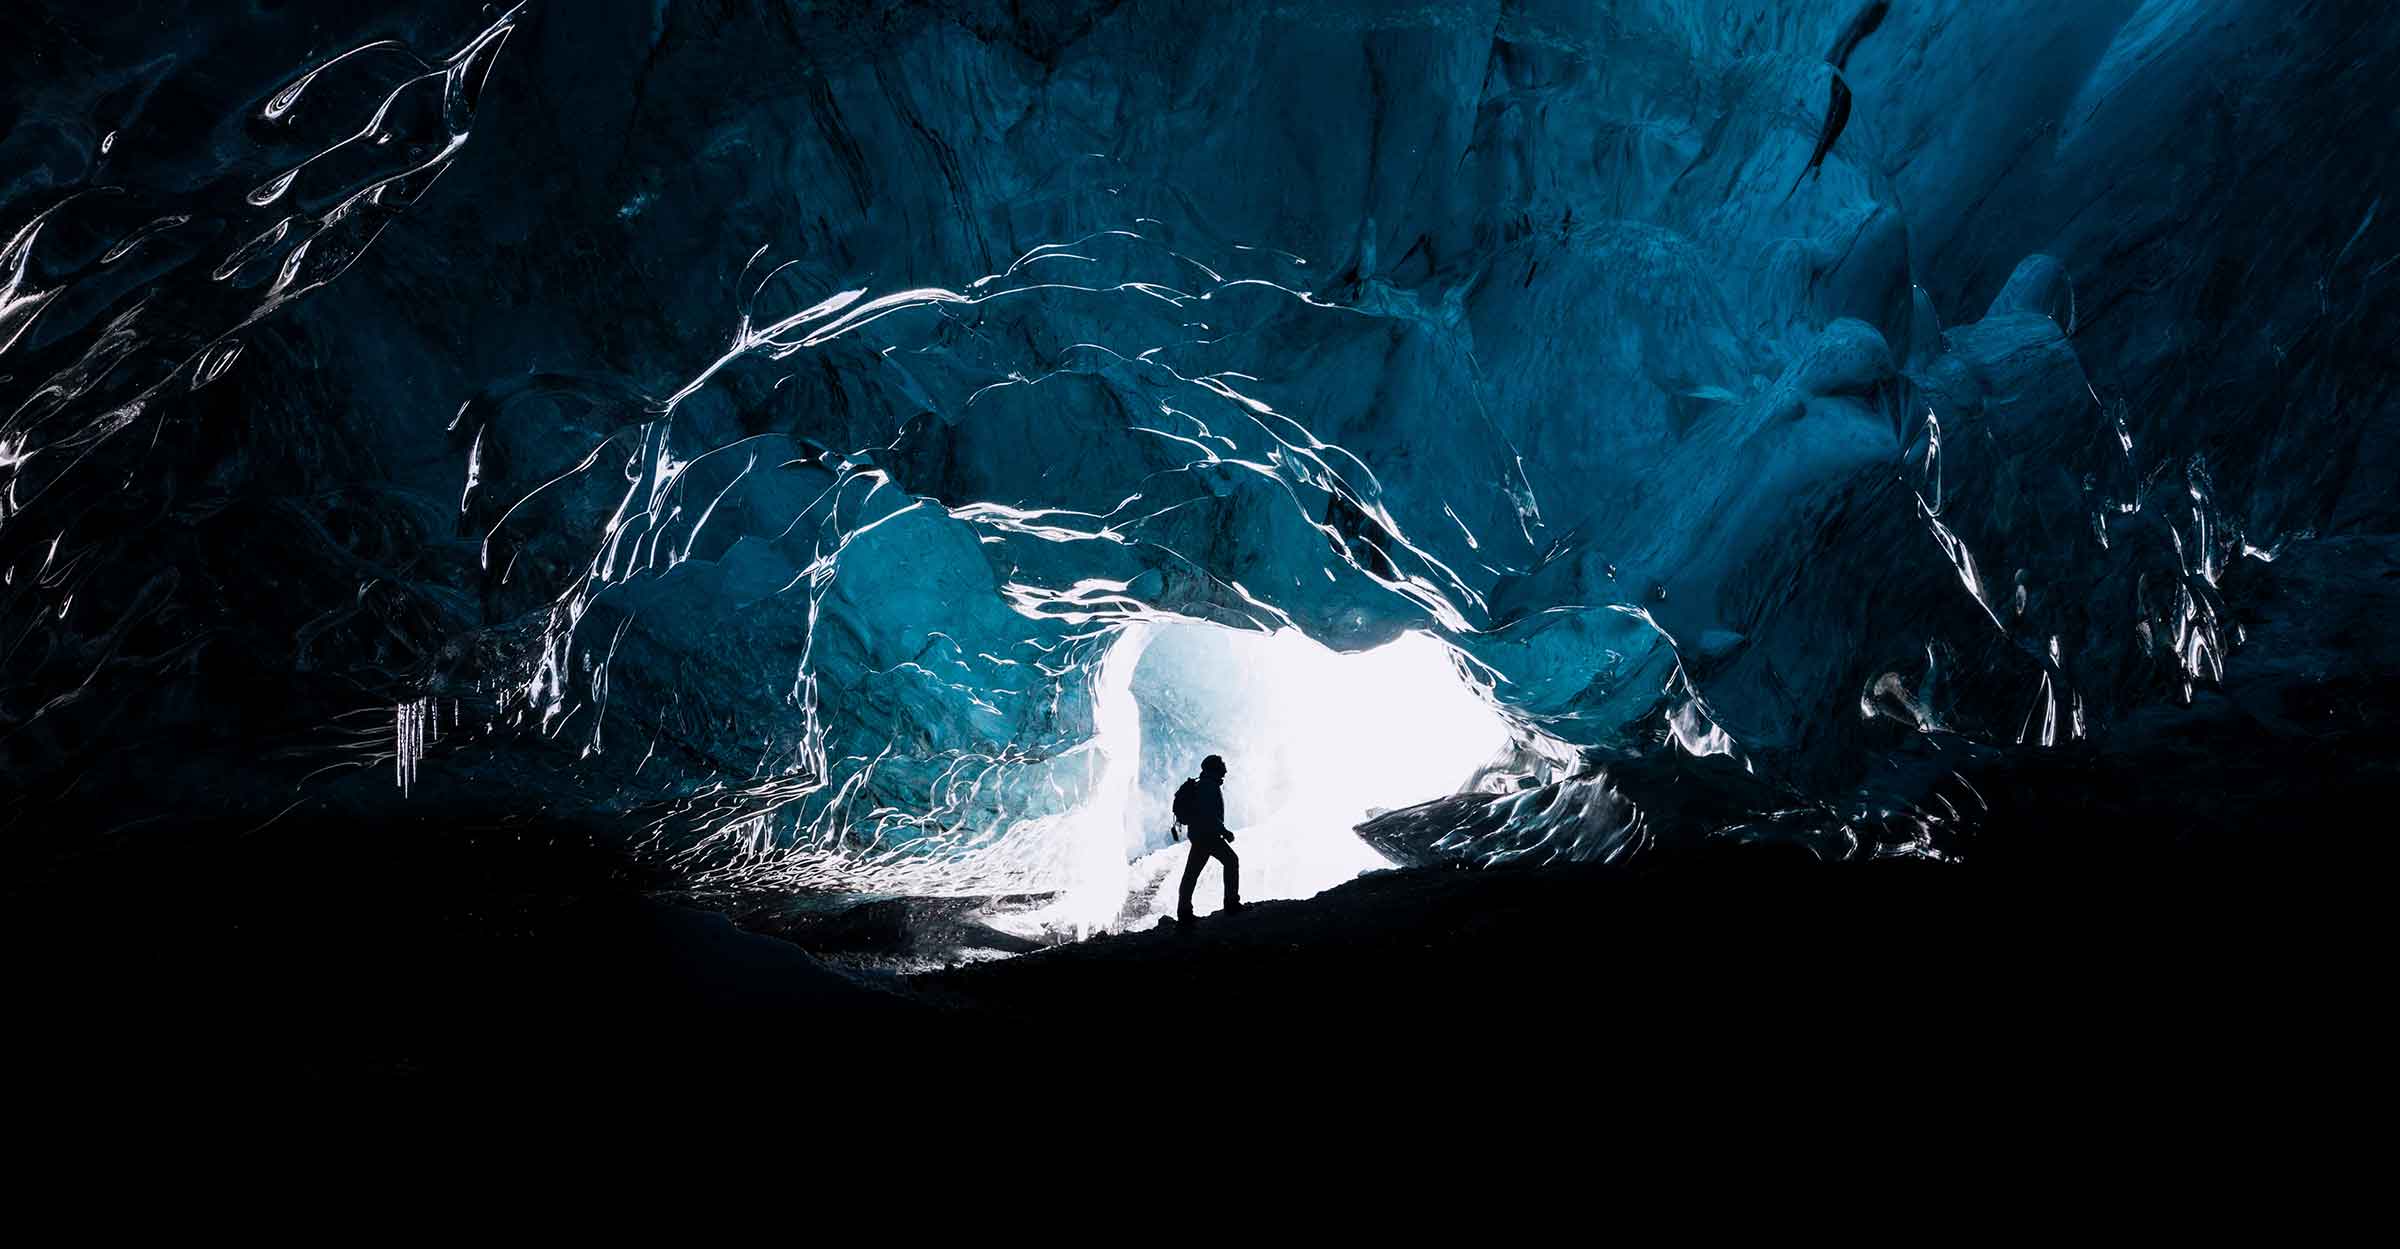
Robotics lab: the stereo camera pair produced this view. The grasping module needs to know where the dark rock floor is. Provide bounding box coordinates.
[14,684,2377,1100]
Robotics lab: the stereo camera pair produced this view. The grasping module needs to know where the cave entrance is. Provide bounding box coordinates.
[1101,620,1513,925]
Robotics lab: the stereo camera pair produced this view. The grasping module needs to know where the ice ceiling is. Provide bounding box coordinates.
[3,1,2394,921]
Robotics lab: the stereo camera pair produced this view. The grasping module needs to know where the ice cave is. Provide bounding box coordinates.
[5,0,2395,1095]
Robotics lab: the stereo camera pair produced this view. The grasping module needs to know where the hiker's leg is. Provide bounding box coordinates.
[1217,842,1240,908]
[1178,840,1209,918]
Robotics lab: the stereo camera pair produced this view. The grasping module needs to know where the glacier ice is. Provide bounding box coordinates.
[3,0,2396,935]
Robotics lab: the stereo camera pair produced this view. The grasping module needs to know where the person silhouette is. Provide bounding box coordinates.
[1173,754,1241,923]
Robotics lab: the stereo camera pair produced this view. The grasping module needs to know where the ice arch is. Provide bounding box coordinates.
[5,0,2385,916]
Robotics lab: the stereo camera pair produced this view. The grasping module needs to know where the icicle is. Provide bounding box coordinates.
[395,696,433,796]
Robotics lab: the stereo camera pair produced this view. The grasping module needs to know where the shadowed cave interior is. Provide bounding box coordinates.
[4,0,2393,1086]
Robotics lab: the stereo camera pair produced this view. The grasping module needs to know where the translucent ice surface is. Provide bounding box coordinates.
[4,1,2394,920]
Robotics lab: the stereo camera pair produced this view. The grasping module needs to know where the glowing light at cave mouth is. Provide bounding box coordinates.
[1010,621,1515,938]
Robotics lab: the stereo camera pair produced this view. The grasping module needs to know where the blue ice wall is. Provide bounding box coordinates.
[3,1,2394,883]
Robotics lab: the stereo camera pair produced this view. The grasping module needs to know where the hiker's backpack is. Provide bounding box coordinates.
[1171,776,1199,839]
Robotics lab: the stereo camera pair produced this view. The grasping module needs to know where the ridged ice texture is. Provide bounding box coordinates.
[2,2,2393,898]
